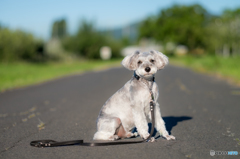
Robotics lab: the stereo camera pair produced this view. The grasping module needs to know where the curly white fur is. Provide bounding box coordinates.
[93,50,175,141]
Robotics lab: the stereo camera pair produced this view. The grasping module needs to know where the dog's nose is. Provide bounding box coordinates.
[145,67,151,72]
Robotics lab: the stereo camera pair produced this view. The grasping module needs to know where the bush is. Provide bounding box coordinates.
[62,20,122,59]
[0,27,44,62]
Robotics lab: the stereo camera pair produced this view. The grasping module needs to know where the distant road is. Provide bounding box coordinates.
[0,65,240,159]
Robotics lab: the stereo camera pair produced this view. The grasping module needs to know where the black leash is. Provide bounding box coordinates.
[30,73,156,148]
[30,102,155,147]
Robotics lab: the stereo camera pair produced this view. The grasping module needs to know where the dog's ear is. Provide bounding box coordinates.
[150,50,168,70]
[121,51,140,70]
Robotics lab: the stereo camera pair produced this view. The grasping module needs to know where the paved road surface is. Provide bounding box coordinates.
[0,65,240,159]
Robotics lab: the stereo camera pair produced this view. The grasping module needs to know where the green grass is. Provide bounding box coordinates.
[0,59,121,91]
[1,55,239,91]
[170,55,240,85]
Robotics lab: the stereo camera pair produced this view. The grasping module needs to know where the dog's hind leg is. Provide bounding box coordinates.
[123,131,138,138]
[115,123,138,139]
[93,117,121,141]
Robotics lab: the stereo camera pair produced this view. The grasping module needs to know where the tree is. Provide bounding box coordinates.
[51,19,67,39]
[139,4,210,53]
[62,20,104,58]
[62,20,122,59]
[206,8,240,56]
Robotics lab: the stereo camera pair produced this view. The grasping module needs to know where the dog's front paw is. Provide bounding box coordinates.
[147,137,155,142]
[164,135,176,140]
[140,132,150,139]
[133,132,138,137]
[160,130,176,140]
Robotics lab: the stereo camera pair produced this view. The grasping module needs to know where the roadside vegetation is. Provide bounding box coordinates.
[170,55,240,85]
[0,59,121,91]
[0,4,239,91]
[139,5,240,56]
[0,20,124,91]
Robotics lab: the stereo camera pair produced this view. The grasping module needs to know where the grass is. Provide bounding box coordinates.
[170,55,240,85]
[1,55,239,92]
[0,59,122,92]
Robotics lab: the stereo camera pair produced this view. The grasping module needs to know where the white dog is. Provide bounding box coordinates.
[93,50,175,141]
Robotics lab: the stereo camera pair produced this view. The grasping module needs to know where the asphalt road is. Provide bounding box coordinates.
[0,65,240,159]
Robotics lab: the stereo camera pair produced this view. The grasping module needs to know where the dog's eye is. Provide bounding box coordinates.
[150,59,155,63]
[138,61,142,64]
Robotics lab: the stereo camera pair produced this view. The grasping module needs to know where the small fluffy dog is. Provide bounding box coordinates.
[93,50,175,141]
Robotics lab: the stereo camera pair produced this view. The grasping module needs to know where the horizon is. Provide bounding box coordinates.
[1,0,240,40]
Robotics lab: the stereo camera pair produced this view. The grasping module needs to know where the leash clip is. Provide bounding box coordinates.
[150,101,154,111]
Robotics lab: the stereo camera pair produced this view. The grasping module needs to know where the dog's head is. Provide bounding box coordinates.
[121,50,168,80]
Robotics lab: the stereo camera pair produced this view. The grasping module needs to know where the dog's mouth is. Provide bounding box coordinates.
[144,74,154,78]
[143,70,154,75]
[139,73,155,80]
[143,73,153,76]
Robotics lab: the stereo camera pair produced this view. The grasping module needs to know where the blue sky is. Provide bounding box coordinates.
[0,0,240,39]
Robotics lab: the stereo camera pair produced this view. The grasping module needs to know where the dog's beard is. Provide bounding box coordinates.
[142,74,154,81]
[136,70,155,81]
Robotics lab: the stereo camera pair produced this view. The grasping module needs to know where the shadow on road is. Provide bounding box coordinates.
[163,116,192,134]
[131,116,192,139]
[146,116,192,139]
